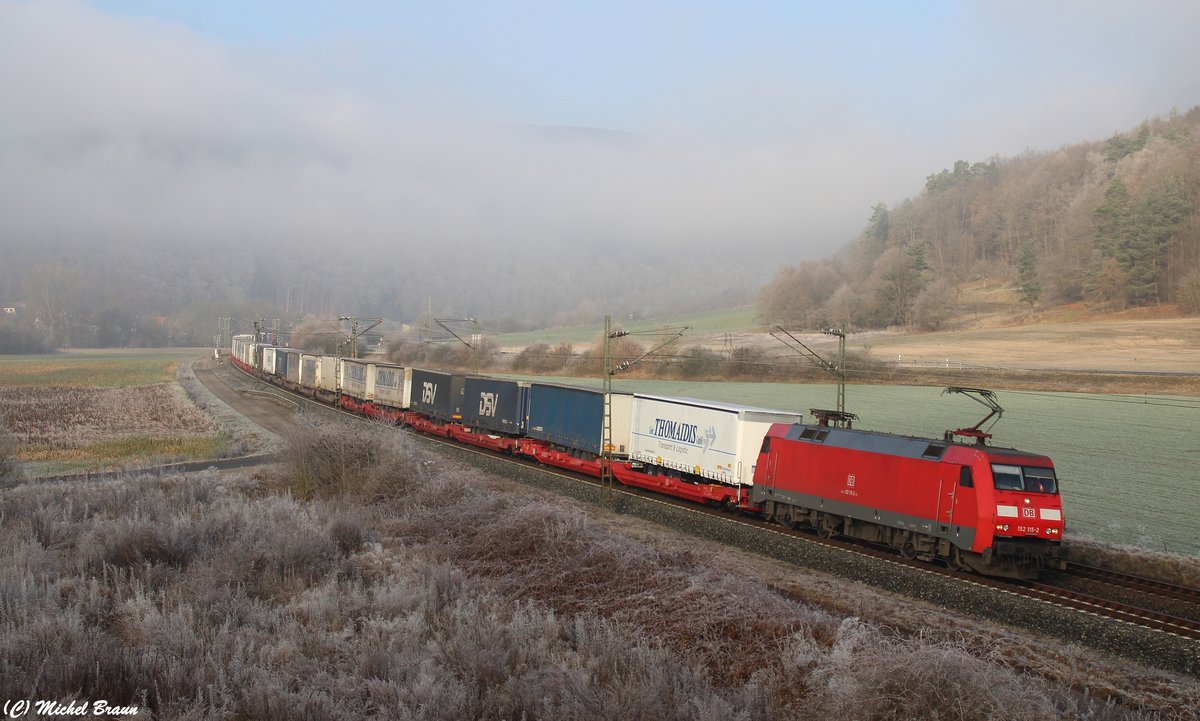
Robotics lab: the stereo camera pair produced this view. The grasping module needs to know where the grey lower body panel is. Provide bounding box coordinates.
[753,485,978,552]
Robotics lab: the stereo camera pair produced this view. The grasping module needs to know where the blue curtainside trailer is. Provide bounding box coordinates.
[408,369,464,422]
[526,383,634,457]
[460,376,530,435]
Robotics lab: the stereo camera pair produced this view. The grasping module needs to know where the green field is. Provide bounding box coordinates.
[491,306,760,347]
[500,373,1200,556]
[0,349,201,387]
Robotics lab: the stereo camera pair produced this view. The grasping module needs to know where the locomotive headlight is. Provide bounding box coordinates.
[996,524,1009,532]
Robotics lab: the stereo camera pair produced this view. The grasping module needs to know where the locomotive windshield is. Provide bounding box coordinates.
[991,464,1057,493]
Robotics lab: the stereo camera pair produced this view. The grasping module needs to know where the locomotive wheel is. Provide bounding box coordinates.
[945,548,963,571]
[817,518,838,539]
[779,512,798,530]
[900,540,917,560]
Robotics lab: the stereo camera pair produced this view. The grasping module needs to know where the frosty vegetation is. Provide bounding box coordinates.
[0,422,1191,720]
[0,385,215,447]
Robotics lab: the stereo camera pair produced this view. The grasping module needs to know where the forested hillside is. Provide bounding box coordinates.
[760,107,1200,329]
[0,235,763,352]
[6,108,1198,353]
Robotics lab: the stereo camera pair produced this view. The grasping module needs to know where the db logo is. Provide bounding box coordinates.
[846,474,856,487]
[1022,507,1036,518]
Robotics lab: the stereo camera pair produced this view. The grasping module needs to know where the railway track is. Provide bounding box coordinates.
[215,359,1200,645]
[1063,562,1200,605]
[1036,561,1200,633]
[1016,579,1200,639]
[593,474,1200,641]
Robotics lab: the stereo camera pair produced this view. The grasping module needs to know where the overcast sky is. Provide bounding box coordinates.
[2,0,1198,262]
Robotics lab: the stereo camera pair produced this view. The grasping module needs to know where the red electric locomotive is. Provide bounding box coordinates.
[750,390,1067,579]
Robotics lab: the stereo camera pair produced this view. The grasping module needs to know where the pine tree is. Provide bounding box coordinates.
[1096,178,1192,307]
[907,239,930,273]
[1017,241,1041,308]
[1125,178,1191,305]
[1086,179,1132,305]
[866,202,890,255]
[1092,178,1130,258]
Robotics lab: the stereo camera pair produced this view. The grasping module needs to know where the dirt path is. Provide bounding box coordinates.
[191,357,301,437]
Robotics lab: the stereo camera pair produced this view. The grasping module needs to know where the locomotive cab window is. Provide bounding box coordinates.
[759,437,771,454]
[959,466,973,488]
[991,464,1023,491]
[1024,466,1058,494]
[990,464,1058,493]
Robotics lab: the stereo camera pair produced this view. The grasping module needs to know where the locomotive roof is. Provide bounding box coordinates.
[778,422,1049,463]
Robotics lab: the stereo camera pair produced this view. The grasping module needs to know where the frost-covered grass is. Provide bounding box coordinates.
[0,385,217,447]
[0,353,242,476]
[0,384,221,475]
[0,423,1189,720]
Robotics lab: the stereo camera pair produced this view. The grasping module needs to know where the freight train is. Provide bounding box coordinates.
[230,334,1067,578]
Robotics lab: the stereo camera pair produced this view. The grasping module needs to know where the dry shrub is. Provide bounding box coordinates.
[1066,534,1200,587]
[329,513,371,556]
[99,516,200,571]
[1,460,1191,720]
[802,619,1058,720]
[102,519,171,568]
[396,475,843,682]
[193,494,338,600]
[388,472,1194,719]
[0,470,771,721]
[282,421,428,501]
[0,432,20,486]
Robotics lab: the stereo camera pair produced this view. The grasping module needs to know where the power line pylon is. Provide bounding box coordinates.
[771,322,856,427]
[601,315,688,508]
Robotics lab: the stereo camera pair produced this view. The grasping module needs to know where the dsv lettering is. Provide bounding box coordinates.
[479,392,499,417]
[421,382,437,404]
